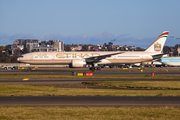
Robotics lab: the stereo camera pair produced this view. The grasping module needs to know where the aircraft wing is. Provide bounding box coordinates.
[85,52,124,63]
[151,54,166,60]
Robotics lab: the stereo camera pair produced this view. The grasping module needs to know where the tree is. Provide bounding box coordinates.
[0,49,11,63]
[5,45,11,50]
[104,43,107,47]
[106,42,113,51]
[108,42,113,46]
[22,47,30,54]
[173,50,178,56]
[175,44,180,49]
[81,45,88,51]
[0,46,6,49]
[64,45,71,51]
[13,48,22,56]
[136,47,145,51]
[163,46,171,54]
[11,56,18,63]
[5,49,10,56]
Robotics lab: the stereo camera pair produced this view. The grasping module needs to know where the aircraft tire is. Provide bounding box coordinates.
[97,67,101,70]
[89,67,93,70]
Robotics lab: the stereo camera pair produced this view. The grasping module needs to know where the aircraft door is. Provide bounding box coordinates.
[30,56,33,60]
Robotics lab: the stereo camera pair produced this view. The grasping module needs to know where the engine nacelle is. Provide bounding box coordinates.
[70,59,86,68]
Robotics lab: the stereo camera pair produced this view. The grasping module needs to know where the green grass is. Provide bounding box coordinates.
[1,74,180,79]
[1,83,180,96]
[82,81,180,89]
[0,106,180,120]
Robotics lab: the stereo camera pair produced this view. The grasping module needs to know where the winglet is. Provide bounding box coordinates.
[145,31,169,53]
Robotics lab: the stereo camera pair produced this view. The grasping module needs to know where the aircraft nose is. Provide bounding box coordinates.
[17,58,19,61]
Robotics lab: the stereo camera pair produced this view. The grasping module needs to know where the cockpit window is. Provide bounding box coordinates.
[19,56,24,58]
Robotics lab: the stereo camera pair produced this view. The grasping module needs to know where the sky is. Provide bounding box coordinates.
[0,0,180,48]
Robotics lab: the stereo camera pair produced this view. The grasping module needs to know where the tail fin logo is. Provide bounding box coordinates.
[154,42,161,52]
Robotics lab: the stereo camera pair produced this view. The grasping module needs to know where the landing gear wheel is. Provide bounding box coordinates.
[89,67,95,71]
[89,67,101,71]
[97,67,101,70]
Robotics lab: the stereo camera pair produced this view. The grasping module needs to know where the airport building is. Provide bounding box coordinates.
[39,40,64,52]
[11,39,64,54]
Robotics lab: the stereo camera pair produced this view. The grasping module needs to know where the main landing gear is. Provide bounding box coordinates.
[89,66,101,71]
[88,63,101,71]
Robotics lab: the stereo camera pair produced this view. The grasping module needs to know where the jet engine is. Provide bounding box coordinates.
[69,59,86,68]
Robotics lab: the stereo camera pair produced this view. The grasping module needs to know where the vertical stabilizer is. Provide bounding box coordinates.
[145,31,169,53]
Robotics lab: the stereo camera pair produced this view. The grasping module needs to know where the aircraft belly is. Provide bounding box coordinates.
[107,58,151,64]
[163,62,180,66]
[20,59,71,65]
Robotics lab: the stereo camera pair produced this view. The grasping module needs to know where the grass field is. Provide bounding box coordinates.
[82,81,180,89]
[0,106,180,120]
[1,83,180,96]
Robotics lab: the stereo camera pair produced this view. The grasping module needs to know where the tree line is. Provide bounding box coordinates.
[0,45,29,63]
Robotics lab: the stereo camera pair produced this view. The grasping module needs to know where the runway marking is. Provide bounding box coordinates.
[23,78,29,81]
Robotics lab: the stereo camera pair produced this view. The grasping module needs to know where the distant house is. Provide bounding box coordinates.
[86,44,93,51]
[71,45,82,51]
[1,49,5,53]
[177,48,180,54]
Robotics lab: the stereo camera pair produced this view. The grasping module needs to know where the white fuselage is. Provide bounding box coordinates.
[18,51,154,65]
[160,57,180,66]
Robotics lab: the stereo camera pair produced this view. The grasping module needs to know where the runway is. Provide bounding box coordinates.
[1,96,180,107]
[1,68,180,76]
[0,78,180,85]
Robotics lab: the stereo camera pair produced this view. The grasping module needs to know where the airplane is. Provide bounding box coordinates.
[155,57,180,66]
[17,31,169,70]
